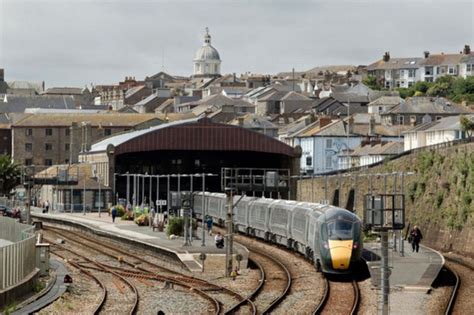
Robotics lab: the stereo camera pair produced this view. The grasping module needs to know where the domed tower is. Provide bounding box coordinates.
[193,28,221,78]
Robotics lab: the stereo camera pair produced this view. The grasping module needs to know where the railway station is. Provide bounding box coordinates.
[0,118,471,314]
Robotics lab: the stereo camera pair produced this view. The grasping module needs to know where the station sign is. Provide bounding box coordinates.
[156,200,167,206]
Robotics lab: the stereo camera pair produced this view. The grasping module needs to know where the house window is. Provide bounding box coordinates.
[436,116,442,121]
[65,159,69,164]
[45,143,53,151]
[467,64,473,72]
[45,128,53,136]
[396,81,401,88]
[65,128,70,136]
[25,143,32,151]
[25,159,33,166]
[408,81,414,87]
[65,143,70,151]
[104,128,112,136]
[326,139,333,148]
[425,77,433,83]
[325,155,332,169]
[25,129,33,136]
[44,159,53,166]
[448,67,456,75]
[398,115,404,125]
[306,156,312,166]
[379,106,383,112]
[400,70,405,76]
[408,69,416,78]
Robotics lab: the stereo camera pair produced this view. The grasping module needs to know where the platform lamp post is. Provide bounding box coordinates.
[364,193,405,315]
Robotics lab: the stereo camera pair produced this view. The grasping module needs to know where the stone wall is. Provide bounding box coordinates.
[297,142,474,257]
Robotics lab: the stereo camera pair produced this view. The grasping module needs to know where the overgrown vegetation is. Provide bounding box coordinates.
[364,74,474,103]
[166,216,184,237]
[407,148,474,231]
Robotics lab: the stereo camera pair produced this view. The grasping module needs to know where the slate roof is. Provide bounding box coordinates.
[281,91,312,101]
[368,96,404,107]
[0,94,76,113]
[350,141,404,156]
[404,114,474,134]
[41,87,83,95]
[12,113,162,127]
[228,114,278,129]
[366,58,423,71]
[177,93,253,108]
[420,53,468,66]
[6,81,44,93]
[385,97,471,114]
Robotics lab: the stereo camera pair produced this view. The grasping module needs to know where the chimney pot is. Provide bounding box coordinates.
[463,44,471,55]
[423,51,430,58]
[383,52,390,62]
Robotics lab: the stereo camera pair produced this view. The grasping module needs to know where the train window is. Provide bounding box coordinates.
[327,220,353,240]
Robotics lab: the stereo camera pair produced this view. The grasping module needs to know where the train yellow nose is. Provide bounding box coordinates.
[328,240,353,270]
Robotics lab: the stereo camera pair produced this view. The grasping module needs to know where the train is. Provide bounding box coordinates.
[192,192,363,274]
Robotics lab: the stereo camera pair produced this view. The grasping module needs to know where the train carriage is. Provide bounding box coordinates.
[268,200,297,247]
[247,198,275,240]
[206,193,226,224]
[233,195,258,234]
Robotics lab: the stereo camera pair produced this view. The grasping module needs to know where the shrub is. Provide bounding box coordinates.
[134,214,148,226]
[166,217,184,237]
[109,205,125,217]
[408,182,417,202]
[435,192,444,209]
[462,193,472,206]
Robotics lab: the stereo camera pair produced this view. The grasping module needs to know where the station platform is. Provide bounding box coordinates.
[31,209,249,273]
[365,241,445,290]
[364,241,445,314]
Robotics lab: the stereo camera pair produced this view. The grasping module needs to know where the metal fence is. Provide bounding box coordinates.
[0,217,36,290]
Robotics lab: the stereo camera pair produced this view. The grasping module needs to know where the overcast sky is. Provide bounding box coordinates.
[0,0,473,87]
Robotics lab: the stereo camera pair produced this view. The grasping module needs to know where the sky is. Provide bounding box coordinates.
[0,0,473,87]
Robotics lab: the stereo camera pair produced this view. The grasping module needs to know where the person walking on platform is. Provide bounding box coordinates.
[149,206,156,228]
[111,206,118,223]
[409,225,423,253]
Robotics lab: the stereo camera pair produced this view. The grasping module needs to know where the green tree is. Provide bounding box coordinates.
[460,115,474,137]
[0,155,21,195]
[413,81,432,94]
[397,87,415,99]
[363,75,381,90]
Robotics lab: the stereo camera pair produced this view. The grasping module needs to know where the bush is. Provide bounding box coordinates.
[435,192,444,209]
[166,217,184,237]
[134,214,149,226]
[109,205,125,217]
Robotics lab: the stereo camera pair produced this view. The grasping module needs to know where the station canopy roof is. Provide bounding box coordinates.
[89,117,299,157]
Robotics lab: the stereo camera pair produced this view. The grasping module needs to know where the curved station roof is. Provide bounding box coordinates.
[90,117,299,158]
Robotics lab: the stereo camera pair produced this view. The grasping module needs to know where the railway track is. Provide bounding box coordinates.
[314,279,359,315]
[225,249,291,314]
[443,255,474,315]
[50,245,138,314]
[43,226,256,313]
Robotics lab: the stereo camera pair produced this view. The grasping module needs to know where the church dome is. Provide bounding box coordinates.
[193,28,221,61]
[194,45,220,61]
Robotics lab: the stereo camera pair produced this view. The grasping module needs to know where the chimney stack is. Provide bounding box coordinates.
[0,69,4,82]
[348,116,354,134]
[423,51,430,58]
[383,52,390,62]
[319,116,332,128]
[238,117,244,127]
[463,44,471,55]
[369,115,375,135]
